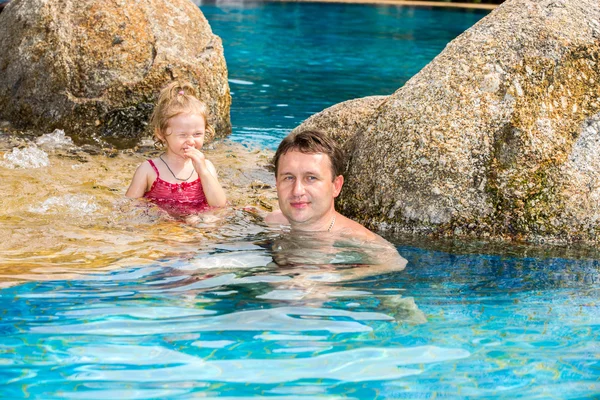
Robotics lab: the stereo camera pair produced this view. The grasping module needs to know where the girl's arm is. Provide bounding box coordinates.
[185,148,227,207]
[199,159,227,207]
[125,162,151,198]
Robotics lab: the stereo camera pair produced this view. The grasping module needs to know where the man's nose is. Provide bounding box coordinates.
[291,180,305,196]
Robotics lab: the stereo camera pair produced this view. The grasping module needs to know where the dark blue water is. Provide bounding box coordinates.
[2,2,600,399]
[202,1,488,149]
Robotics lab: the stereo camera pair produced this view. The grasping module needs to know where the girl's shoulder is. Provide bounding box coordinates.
[146,157,161,165]
[135,159,159,176]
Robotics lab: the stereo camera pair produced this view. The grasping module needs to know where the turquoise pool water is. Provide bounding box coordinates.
[2,240,599,398]
[203,1,488,149]
[1,2,599,399]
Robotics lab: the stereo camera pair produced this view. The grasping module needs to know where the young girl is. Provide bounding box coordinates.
[126,81,227,217]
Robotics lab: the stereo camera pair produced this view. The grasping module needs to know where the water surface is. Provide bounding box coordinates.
[1,238,598,398]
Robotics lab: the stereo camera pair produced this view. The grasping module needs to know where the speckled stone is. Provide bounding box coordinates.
[292,95,388,154]
[331,0,600,243]
[0,0,231,143]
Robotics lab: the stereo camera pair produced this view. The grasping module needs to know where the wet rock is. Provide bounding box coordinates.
[319,0,600,243]
[0,0,231,146]
[250,180,271,190]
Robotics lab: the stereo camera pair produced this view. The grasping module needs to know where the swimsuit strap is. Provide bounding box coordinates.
[147,159,160,177]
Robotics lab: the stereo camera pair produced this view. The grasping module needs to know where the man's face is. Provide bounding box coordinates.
[276,150,343,230]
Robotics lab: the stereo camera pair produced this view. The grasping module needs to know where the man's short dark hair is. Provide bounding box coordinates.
[273,130,344,179]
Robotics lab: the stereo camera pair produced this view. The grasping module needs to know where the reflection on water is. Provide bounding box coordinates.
[271,230,405,267]
[1,235,599,398]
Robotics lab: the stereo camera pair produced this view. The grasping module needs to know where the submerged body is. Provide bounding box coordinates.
[142,159,210,217]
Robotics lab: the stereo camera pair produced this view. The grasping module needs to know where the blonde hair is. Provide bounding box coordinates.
[150,81,215,147]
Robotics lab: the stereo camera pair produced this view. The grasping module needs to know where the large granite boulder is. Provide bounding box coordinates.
[292,96,387,153]
[0,0,231,145]
[326,0,600,243]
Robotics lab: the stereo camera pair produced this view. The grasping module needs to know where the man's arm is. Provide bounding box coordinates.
[265,209,290,225]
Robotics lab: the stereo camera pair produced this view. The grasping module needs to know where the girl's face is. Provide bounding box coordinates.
[161,113,206,156]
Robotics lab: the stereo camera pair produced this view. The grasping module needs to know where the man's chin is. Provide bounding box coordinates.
[284,210,311,225]
[287,215,309,225]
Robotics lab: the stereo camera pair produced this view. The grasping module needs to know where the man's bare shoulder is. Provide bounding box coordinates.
[334,213,380,242]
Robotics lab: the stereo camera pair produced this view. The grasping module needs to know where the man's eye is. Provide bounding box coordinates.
[307,176,317,181]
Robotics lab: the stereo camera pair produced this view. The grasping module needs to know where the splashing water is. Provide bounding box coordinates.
[35,129,75,149]
[28,194,100,214]
[1,145,49,169]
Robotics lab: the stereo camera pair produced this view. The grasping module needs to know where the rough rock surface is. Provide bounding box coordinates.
[0,0,231,144]
[330,0,600,243]
[292,96,387,153]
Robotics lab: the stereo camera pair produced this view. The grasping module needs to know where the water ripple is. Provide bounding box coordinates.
[29,306,392,335]
[66,345,470,383]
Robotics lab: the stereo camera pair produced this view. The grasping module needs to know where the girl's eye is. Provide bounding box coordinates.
[194,133,204,137]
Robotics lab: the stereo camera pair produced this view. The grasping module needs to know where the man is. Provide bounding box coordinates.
[265,129,379,241]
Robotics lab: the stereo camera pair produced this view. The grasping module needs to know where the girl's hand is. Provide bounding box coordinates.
[183,146,227,207]
[183,146,208,173]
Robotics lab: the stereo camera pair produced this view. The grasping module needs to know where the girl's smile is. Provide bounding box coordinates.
[162,112,206,157]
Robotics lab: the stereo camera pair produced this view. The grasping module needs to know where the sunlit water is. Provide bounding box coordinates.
[1,2,599,399]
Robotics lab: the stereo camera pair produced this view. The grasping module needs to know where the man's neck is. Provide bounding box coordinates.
[290,210,337,232]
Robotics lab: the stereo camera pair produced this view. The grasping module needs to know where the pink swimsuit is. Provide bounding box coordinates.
[144,159,210,216]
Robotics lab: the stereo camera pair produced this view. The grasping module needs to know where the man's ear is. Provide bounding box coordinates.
[333,175,344,197]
